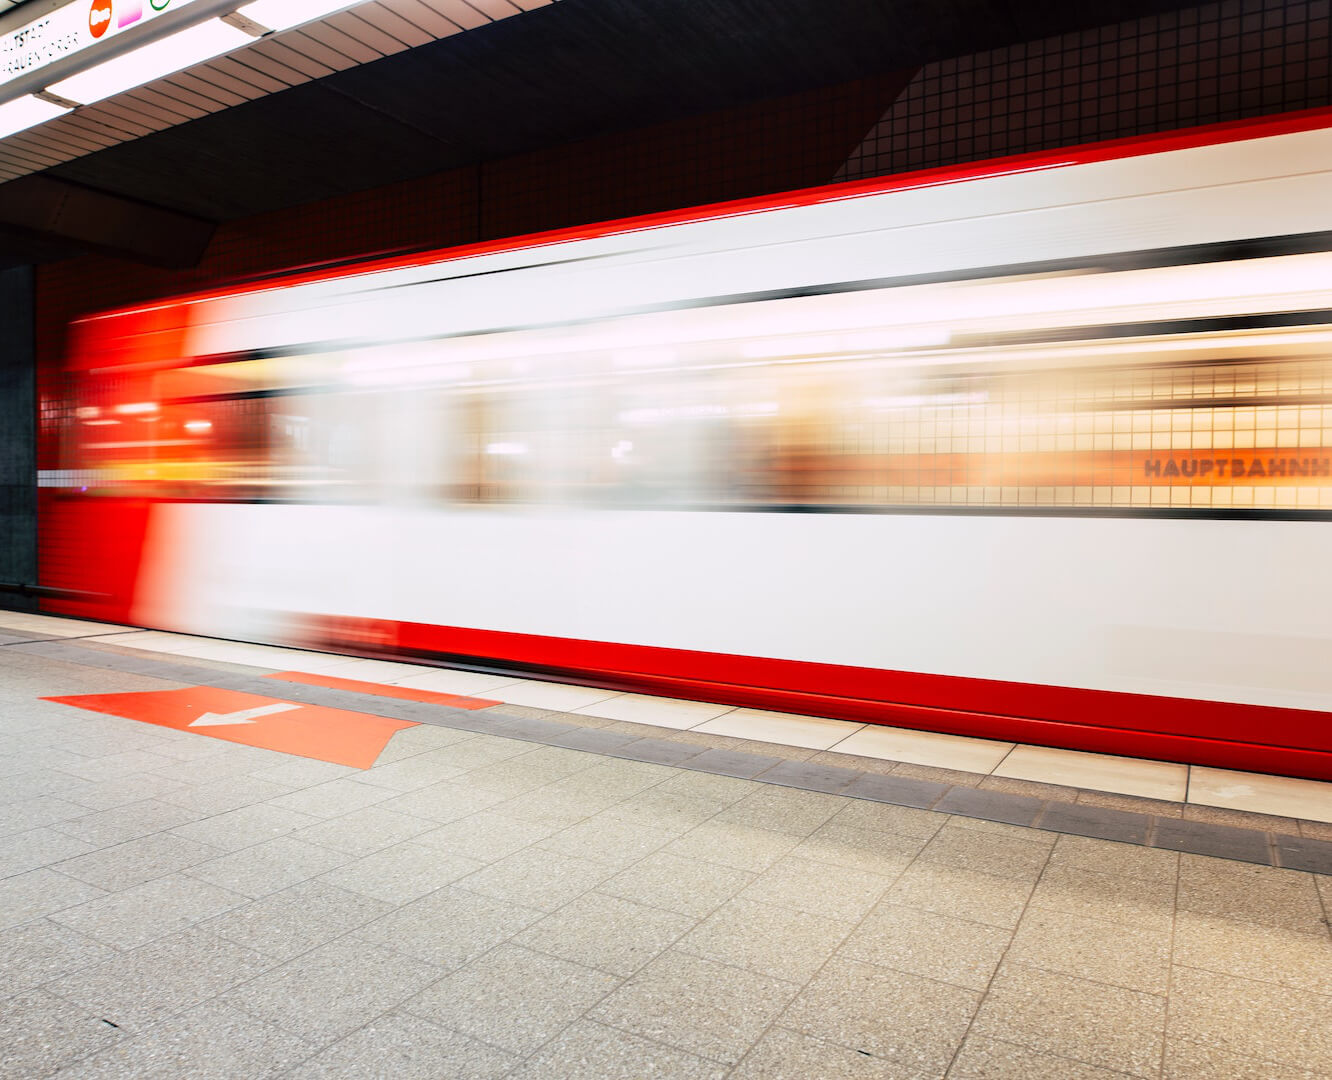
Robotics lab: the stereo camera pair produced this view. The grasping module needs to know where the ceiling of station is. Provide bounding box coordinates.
[0,0,1207,266]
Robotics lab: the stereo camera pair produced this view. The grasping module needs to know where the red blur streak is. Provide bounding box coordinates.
[263,670,499,710]
[66,104,1332,360]
[305,615,1332,782]
[39,496,150,623]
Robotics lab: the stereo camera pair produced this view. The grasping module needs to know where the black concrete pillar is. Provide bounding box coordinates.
[0,266,37,612]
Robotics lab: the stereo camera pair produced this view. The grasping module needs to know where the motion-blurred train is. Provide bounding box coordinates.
[42,108,1332,779]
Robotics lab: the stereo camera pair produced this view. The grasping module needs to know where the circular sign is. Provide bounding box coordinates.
[88,0,113,37]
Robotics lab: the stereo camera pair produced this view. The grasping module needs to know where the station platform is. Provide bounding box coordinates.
[3,611,1330,1079]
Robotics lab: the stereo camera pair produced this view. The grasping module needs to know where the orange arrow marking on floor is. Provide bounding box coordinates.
[43,686,418,769]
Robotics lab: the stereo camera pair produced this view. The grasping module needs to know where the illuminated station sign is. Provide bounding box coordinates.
[0,0,201,92]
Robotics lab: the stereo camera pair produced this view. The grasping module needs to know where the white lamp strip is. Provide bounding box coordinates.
[0,0,372,139]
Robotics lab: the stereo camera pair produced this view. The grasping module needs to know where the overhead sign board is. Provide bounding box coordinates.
[0,0,201,92]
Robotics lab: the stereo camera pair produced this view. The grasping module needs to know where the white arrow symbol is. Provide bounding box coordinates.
[190,702,301,728]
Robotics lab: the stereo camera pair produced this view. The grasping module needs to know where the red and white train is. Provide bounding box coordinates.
[42,108,1332,779]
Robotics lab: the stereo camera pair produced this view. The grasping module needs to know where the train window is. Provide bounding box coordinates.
[57,266,1332,513]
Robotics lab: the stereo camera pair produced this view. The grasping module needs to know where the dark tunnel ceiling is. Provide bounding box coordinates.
[16,0,1204,228]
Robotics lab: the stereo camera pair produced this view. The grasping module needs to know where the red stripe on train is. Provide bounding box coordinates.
[296,614,1332,782]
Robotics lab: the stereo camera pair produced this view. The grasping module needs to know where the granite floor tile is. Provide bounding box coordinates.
[53,833,223,892]
[947,1034,1137,1079]
[52,1001,312,1080]
[1006,906,1171,994]
[741,855,892,921]
[290,804,437,857]
[1028,863,1176,932]
[371,723,479,762]
[508,1019,727,1080]
[46,928,270,1033]
[885,861,1035,929]
[972,963,1166,1077]
[184,836,351,898]
[169,803,323,853]
[455,846,611,911]
[222,937,441,1045]
[655,770,759,803]
[674,896,853,983]
[1173,910,1332,996]
[552,759,675,797]
[410,809,559,861]
[348,749,474,792]
[0,989,124,1080]
[831,799,948,840]
[59,774,189,813]
[600,852,757,918]
[0,796,88,837]
[200,879,393,961]
[262,778,400,819]
[248,758,359,788]
[712,787,848,837]
[353,884,543,969]
[56,750,180,784]
[516,890,695,976]
[1162,811,1291,851]
[1177,854,1326,934]
[1166,964,1332,1072]
[48,873,248,950]
[839,903,1012,990]
[730,1026,933,1079]
[318,841,482,903]
[602,788,729,833]
[283,1010,514,1080]
[917,820,1053,882]
[151,758,279,791]
[664,821,800,873]
[1076,789,1186,817]
[0,827,97,878]
[50,799,203,848]
[1047,833,1181,884]
[946,814,1058,846]
[489,785,623,829]
[449,759,578,797]
[404,942,618,1055]
[0,919,116,996]
[590,948,799,1065]
[536,815,676,868]
[781,956,980,1075]
[411,735,533,770]
[789,821,923,876]
[1162,1036,1332,1080]
[0,868,107,930]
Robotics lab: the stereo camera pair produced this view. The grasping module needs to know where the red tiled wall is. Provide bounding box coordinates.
[840,0,1331,179]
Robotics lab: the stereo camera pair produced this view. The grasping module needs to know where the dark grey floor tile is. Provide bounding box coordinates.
[686,749,785,779]
[491,717,577,741]
[1272,834,1332,875]
[935,787,1044,827]
[756,760,861,795]
[1152,820,1273,865]
[603,739,702,767]
[547,728,639,753]
[1038,803,1150,845]
[841,772,947,809]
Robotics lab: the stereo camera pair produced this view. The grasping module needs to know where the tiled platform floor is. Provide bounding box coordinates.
[58,620,1332,829]
[2,612,1331,1079]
